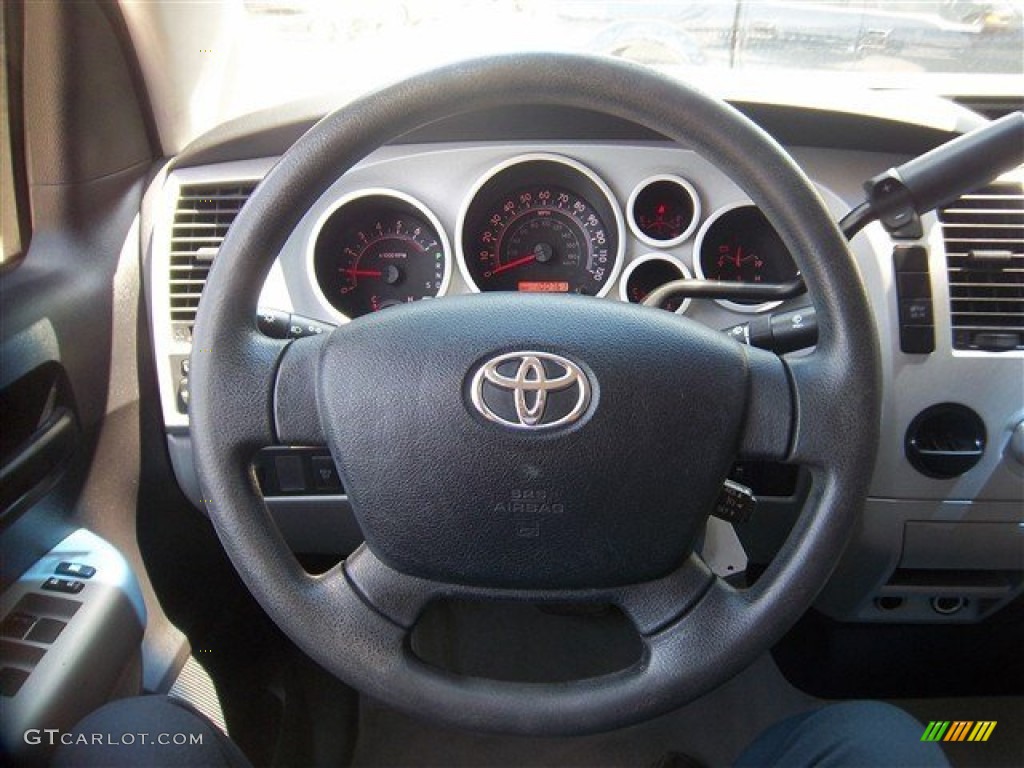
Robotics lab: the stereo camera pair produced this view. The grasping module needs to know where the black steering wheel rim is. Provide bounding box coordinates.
[190,53,880,735]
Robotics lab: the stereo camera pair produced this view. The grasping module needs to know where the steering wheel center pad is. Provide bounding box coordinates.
[316,293,748,589]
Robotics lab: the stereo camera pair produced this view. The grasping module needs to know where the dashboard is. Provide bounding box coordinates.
[143,104,1024,627]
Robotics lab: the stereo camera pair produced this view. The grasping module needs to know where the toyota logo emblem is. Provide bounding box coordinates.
[470,351,591,430]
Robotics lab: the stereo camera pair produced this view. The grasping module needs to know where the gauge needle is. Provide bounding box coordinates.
[734,246,743,269]
[490,253,537,275]
[341,268,383,278]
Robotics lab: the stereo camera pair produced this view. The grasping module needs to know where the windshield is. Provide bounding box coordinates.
[123,0,1023,148]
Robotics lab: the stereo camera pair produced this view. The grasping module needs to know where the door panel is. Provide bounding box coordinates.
[0,3,189,761]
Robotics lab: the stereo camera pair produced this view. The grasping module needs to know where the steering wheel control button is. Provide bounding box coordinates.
[711,479,756,524]
[311,456,342,491]
[55,562,95,579]
[470,352,590,430]
[288,314,334,339]
[257,307,291,339]
[41,577,84,595]
[253,449,344,497]
[274,455,307,493]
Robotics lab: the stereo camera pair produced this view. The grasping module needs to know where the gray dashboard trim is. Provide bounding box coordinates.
[147,140,1023,625]
[170,102,980,169]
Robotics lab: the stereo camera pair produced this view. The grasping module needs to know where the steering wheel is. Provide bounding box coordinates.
[190,54,879,736]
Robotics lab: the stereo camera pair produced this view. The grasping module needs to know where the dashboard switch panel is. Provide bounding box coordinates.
[893,246,935,354]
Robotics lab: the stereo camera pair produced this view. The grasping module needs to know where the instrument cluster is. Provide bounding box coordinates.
[309,152,797,320]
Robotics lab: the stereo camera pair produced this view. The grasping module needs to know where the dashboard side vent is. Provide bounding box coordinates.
[939,179,1024,351]
[169,182,257,340]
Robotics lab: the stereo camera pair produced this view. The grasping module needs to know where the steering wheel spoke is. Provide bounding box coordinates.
[613,554,716,635]
[784,350,878,468]
[345,545,716,636]
[737,344,795,462]
[274,333,328,445]
[190,327,289,453]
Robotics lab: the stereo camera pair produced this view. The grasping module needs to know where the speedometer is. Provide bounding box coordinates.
[457,155,624,296]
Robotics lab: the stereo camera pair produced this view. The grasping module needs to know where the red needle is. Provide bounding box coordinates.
[341,268,382,278]
[734,246,743,269]
[489,253,537,275]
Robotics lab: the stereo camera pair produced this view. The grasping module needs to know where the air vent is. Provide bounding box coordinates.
[169,182,257,341]
[940,179,1024,351]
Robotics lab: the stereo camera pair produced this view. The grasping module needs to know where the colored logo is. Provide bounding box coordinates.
[470,351,590,430]
[921,721,997,742]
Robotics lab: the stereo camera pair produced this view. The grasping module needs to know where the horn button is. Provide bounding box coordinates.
[317,293,749,589]
[470,351,591,430]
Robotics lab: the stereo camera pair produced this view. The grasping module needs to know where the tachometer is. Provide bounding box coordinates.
[457,155,624,296]
[694,203,798,313]
[310,190,451,320]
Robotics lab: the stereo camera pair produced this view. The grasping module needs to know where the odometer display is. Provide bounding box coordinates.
[459,156,624,297]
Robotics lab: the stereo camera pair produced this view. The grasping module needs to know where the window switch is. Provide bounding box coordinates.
[26,618,66,645]
[56,562,95,579]
[0,667,29,697]
[0,613,37,640]
[42,577,84,595]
